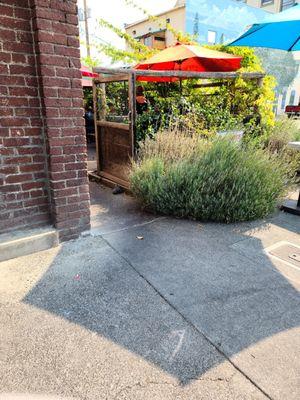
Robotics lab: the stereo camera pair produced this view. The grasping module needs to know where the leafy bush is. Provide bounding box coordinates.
[136,100,216,144]
[130,132,286,223]
[205,46,276,131]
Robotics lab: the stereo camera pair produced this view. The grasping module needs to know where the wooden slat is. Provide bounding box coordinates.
[88,172,131,194]
[191,82,226,88]
[94,74,129,83]
[97,120,129,130]
[93,67,265,80]
[99,171,130,189]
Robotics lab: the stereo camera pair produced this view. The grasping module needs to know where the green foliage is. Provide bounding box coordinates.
[134,46,276,142]
[136,108,160,143]
[105,81,129,120]
[131,132,286,223]
[135,101,215,144]
[187,84,243,131]
[83,88,93,109]
[206,46,276,130]
[96,18,156,64]
[81,55,101,68]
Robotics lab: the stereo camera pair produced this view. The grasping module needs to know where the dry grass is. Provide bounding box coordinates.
[137,130,209,164]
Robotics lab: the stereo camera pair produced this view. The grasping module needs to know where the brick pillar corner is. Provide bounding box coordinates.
[31,0,90,241]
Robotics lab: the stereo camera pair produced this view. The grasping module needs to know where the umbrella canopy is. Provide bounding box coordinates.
[81,66,99,87]
[229,3,300,51]
[135,43,242,82]
[80,65,99,78]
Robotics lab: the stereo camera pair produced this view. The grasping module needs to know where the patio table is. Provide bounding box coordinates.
[282,141,300,216]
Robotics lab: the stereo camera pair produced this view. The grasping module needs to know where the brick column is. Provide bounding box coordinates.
[0,0,51,233]
[31,0,90,240]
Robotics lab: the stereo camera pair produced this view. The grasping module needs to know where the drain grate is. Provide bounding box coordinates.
[268,242,300,269]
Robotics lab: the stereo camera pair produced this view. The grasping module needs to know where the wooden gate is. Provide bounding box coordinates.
[93,72,136,188]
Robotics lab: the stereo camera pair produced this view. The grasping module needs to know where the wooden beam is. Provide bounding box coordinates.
[99,171,130,189]
[191,82,227,89]
[94,74,129,83]
[88,171,130,190]
[92,81,100,174]
[93,67,265,80]
[94,67,131,75]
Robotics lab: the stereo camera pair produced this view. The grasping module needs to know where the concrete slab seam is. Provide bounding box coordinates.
[100,235,273,400]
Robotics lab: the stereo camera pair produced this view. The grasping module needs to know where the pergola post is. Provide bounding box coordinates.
[128,71,137,155]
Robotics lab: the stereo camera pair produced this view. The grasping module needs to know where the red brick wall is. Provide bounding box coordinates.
[0,0,50,233]
[0,0,90,240]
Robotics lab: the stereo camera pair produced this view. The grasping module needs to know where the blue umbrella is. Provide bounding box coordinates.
[229,3,300,51]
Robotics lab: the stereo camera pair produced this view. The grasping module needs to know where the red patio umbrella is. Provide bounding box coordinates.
[80,65,99,78]
[81,66,99,87]
[135,43,242,82]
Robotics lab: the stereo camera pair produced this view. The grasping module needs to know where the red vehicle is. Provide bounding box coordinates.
[285,105,300,118]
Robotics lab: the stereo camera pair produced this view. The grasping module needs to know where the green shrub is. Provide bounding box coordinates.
[249,118,300,177]
[131,132,287,223]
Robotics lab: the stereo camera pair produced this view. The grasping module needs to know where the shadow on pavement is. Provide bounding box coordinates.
[22,183,300,396]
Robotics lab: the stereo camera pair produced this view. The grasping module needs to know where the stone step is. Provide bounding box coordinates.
[0,227,59,262]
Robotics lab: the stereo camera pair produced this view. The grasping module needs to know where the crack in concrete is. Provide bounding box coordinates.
[113,381,178,399]
[190,370,237,384]
[113,373,237,399]
[87,216,166,237]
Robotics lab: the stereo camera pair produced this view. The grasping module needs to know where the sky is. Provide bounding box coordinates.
[77,0,176,63]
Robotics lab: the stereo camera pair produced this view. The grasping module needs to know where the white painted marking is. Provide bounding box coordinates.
[169,329,185,361]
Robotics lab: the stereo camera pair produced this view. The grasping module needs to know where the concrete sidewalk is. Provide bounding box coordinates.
[0,183,299,399]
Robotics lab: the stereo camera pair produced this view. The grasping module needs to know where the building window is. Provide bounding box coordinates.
[132,30,136,35]
[281,0,295,10]
[207,30,216,44]
[154,36,165,42]
[166,18,170,23]
[144,36,152,47]
[153,34,166,49]
[261,0,274,6]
